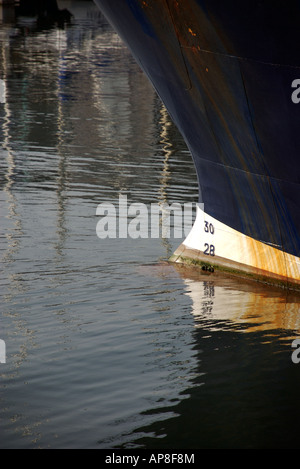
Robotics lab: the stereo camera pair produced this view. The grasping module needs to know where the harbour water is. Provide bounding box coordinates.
[1,0,300,449]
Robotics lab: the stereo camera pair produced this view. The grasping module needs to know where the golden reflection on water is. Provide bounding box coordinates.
[141,262,300,337]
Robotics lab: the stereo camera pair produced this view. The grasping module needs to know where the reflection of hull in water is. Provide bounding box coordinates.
[94,0,300,290]
[140,262,300,334]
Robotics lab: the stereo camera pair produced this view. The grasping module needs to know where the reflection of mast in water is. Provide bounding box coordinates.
[55,30,69,261]
[157,105,174,258]
[1,39,35,376]
[158,105,172,206]
[1,39,22,267]
[55,107,68,260]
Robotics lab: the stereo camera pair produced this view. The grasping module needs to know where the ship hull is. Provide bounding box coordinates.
[94,0,300,289]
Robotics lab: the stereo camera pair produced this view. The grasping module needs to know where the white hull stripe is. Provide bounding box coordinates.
[170,206,300,290]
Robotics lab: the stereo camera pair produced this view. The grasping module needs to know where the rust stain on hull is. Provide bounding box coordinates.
[170,244,300,292]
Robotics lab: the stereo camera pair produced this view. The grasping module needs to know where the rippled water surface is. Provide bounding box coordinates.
[1,0,300,449]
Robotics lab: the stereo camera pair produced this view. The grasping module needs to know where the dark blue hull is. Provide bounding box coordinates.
[94,0,300,287]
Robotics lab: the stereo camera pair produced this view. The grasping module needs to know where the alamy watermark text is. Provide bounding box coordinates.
[96,195,200,239]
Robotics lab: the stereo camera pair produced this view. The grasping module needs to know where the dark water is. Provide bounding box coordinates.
[1,1,300,450]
